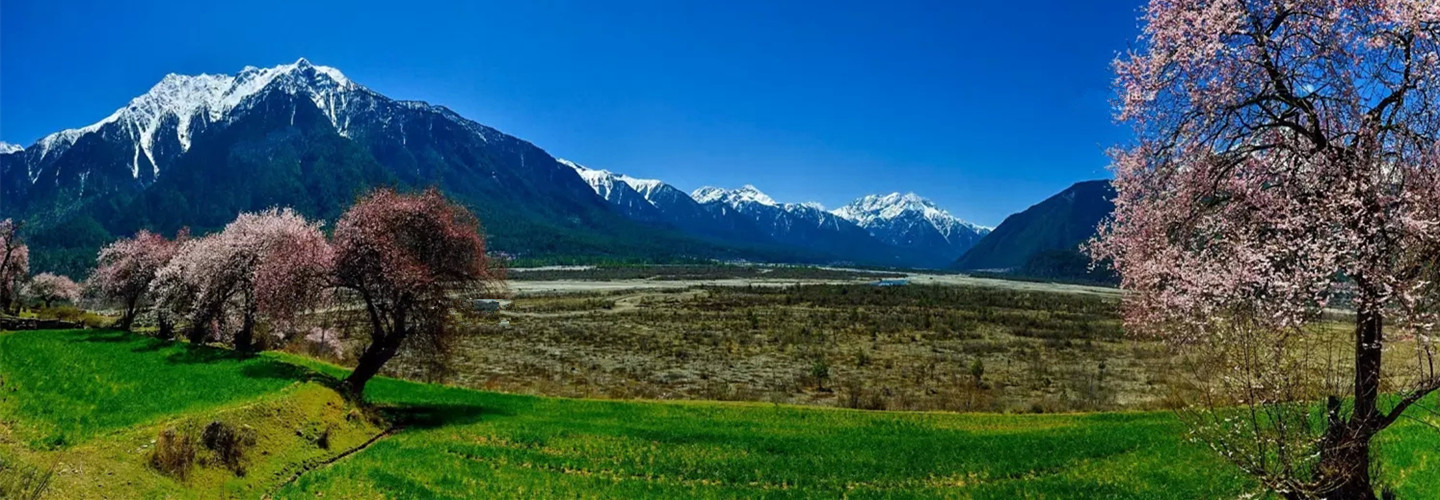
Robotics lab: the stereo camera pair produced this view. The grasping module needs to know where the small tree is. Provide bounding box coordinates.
[92,230,183,330]
[25,273,81,308]
[0,220,28,315]
[1093,1,1439,498]
[332,188,503,399]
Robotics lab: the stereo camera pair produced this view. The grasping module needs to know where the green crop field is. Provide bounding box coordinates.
[0,329,1436,499]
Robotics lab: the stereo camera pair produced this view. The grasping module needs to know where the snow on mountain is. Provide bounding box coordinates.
[26,58,359,180]
[833,192,988,240]
[690,185,779,207]
[562,159,668,206]
[0,142,21,154]
[832,192,990,266]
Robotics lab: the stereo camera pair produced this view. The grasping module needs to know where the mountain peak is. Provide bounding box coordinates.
[0,142,21,154]
[834,191,987,238]
[691,186,727,204]
[563,159,670,206]
[734,185,777,206]
[26,59,359,179]
[693,185,778,207]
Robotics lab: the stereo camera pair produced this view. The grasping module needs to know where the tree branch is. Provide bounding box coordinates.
[1379,378,1440,429]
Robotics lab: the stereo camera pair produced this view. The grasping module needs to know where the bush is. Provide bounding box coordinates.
[150,427,197,479]
[201,421,257,476]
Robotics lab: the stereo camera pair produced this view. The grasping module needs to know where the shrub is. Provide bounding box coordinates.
[150,427,197,479]
[201,421,257,476]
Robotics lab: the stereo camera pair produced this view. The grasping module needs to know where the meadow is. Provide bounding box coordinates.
[1,328,1437,498]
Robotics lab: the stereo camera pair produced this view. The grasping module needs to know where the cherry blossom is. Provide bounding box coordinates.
[25,273,81,308]
[331,188,504,398]
[151,208,331,350]
[1091,1,1439,497]
[92,230,183,330]
[0,219,28,314]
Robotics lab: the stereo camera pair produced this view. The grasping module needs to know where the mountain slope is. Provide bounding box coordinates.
[562,161,775,245]
[0,59,725,274]
[952,180,1115,271]
[832,193,989,267]
[690,185,915,266]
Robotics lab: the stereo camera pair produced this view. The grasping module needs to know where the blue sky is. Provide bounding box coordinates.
[1,0,1143,226]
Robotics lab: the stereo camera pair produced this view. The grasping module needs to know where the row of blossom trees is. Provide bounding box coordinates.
[89,188,504,398]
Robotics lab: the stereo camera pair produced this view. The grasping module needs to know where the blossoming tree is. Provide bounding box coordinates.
[151,209,332,351]
[332,188,503,399]
[0,219,28,315]
[1091,0,1439,498]
[25,273,81,308]
[92,230,183,330]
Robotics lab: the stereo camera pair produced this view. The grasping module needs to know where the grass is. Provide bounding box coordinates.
[0,330,304,449]
[277,379,1250,499]
[1,329,1436,498]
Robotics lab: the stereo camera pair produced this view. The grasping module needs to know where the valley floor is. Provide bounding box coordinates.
[1,329,1438,498]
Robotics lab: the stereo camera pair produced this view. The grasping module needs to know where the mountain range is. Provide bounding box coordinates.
[564,159,991,268]
[1,59,1105,277]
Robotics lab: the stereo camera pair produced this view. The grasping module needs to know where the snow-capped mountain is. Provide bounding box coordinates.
[21,59,358,183]
[563,161,774,245]
[562,159,667,221]
[833,193,990,266]
[4,57,997,273]
[564,159,988,268]
[689,185,915,265]
[1,59,706,275]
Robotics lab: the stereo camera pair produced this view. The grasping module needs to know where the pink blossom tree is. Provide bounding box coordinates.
[332,188,504,399]
[151,208,332,351]
[1092,1,1439,497]
[0,219,28,315]
[92,230,184,330]
[25,273,81,308]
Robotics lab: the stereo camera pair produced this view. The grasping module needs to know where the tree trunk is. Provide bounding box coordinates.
[187,314,212,345]
[235,305,255,353]
[120,297,139,331]
[1316,304,1384,499]
[157,315,175,340]
[341,331,403,400]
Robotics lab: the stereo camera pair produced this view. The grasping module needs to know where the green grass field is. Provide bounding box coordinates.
[0,329,1435,499]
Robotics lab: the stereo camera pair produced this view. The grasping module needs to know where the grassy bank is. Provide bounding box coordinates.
[1,329,1436,498]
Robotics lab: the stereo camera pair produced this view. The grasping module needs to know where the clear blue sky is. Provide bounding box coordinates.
[1,0,1143,226]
